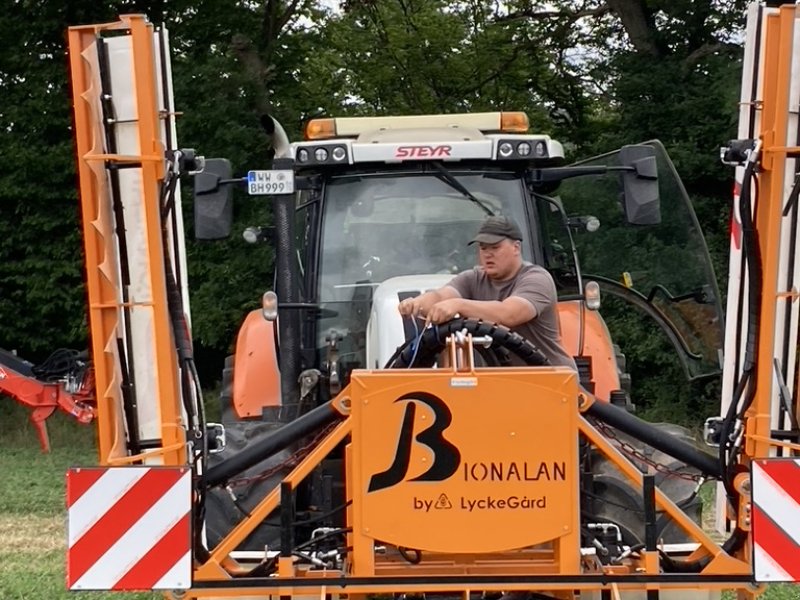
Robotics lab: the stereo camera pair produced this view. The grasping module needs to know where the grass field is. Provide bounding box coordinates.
[0,399,158,600]
[1,395,798,599]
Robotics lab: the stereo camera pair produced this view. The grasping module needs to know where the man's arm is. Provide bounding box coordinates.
[397,286,461,318]
[426,296,535,327]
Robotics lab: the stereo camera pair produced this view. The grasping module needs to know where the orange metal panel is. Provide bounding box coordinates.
[558,302,620,400]
[349,368,579,564]
[232,310,281,417]
[67,25,125,460]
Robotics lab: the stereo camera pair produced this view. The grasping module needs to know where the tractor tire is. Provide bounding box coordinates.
[204,354,290,551]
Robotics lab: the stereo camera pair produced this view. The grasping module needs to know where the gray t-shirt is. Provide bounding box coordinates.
[447,263,577,370]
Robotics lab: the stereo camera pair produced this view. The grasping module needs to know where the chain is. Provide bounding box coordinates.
[589,417,707,483]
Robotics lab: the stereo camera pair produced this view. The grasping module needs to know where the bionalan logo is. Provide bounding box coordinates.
[368,391,567,493]
[394,145,452,158]
[368,392,460,493]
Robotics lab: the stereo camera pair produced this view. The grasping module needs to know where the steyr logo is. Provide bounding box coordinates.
[368,392,461,493]
[394,145,452,159]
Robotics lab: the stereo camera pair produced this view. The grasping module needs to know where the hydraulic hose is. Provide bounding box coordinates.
[204,401,343,488]
[386,318,548,368]
[720,144,762,500]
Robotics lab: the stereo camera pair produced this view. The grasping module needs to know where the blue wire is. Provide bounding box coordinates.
[408,317,423,368]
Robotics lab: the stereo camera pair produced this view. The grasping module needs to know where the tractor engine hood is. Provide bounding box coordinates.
[366,274,454,369]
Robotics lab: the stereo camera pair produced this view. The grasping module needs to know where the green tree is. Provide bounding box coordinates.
[0,2,129,359]
[166,0,330,365]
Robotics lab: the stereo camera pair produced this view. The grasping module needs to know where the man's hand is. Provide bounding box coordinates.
[398,293,437,317]
[426,298,463,324]
[398,286,461,318]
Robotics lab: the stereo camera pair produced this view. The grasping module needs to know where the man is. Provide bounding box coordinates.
[398,215,576,370]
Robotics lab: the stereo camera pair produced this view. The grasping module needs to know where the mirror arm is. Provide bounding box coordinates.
[530,165,634,184]
[218,177,245,186]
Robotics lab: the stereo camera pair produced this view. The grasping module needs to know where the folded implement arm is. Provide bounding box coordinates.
[67,14,193,466]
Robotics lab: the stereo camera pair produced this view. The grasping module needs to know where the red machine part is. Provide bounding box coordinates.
[0,360,95,452]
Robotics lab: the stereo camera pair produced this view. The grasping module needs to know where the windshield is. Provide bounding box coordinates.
[316,171,531,370]
[319,172,530,300]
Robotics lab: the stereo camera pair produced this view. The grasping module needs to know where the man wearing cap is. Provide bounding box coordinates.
[398,215,576,369]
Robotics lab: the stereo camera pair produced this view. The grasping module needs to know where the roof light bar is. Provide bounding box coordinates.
[303,111,531,140]
[305,118,336,140]
[500,112,529,133]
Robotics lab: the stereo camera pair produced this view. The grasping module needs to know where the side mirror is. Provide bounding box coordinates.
[193,158,233,239]
[619,145,660,225]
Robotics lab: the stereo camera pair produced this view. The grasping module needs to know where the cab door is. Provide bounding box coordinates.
[554,140,724,381]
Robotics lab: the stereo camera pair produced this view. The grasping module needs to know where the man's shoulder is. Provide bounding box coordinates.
[455,266,485,280]
[446,267,483,291]
[517,262,553,280]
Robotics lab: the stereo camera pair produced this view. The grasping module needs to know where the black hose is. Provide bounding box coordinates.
[386,318,548,368]
[204,401,343,488]
[586,401,720,478]
[719,150,761,501]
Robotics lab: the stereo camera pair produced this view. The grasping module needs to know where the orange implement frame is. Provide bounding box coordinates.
[189,354,752,599]
[61,4,800,598]
[67,15,186,465]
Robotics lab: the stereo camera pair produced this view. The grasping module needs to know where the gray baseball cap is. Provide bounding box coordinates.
[469,216,523,245]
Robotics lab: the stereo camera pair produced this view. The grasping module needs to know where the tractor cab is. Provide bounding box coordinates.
[314,166,537,374]
[195,112,724,410]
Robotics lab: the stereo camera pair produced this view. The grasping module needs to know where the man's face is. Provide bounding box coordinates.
[478,238,521,280]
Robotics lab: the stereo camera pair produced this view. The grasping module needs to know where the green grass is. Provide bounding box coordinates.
[2,395,800,599]
[0,399,158,600]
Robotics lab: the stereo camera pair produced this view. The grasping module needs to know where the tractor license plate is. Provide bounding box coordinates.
[247,170,295,195]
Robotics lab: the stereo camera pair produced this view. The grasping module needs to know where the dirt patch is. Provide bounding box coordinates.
[0,514,64,553]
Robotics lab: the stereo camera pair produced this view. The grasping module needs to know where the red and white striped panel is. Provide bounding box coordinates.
[751,459,800,582]
[66,466,192,590]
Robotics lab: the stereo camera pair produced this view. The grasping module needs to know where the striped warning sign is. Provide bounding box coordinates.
[66,466,192,590]
[751,459,800,582]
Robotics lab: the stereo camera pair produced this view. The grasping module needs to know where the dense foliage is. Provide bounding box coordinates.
[0,0,749,423]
